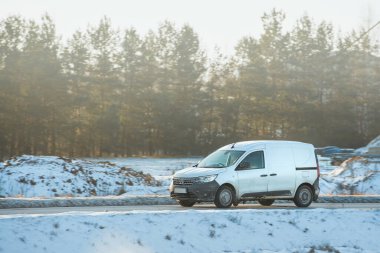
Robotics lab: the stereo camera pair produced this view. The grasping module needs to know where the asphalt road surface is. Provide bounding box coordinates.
[1,202,380,216]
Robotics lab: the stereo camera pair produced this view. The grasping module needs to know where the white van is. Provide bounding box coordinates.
[170,140,320,208]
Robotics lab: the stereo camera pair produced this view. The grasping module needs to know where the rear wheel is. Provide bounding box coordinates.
[214,185,234,208]
[178,200,196,207]
[258,199,275,206]
[294,185,313,207]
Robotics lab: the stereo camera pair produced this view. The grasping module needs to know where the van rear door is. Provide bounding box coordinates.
[293,144,318,187]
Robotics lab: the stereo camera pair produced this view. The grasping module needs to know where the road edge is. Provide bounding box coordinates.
[1,195,380,209]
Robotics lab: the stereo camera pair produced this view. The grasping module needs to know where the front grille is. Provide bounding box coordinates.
[173,177,198,185]
[170,192,198,199]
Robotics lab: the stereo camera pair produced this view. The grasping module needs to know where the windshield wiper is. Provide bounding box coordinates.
[203,164,225,168]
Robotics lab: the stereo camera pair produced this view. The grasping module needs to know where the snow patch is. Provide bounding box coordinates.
[0,209,379,253]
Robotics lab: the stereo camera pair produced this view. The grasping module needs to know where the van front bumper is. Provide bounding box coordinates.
[170,180,220,202]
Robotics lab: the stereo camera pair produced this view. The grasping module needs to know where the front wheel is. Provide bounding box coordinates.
[258,199,275,206]
[214,185,234,208]
[178,200,196,207]
[293,185,313,207]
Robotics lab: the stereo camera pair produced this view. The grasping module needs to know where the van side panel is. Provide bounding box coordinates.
[266,144,296,195]
[293,143,317,168]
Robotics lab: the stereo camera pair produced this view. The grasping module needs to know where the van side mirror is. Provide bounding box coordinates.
[237,161,250,170]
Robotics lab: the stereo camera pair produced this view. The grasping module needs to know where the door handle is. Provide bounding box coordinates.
[270,173,277,176]
[260,174,268,177]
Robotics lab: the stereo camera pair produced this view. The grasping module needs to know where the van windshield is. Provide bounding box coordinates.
[198,150,245,168]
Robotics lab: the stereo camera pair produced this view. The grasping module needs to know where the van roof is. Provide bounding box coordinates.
[219,140,312,152]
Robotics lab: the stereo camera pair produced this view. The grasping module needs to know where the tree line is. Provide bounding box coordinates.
[0,10,379,158]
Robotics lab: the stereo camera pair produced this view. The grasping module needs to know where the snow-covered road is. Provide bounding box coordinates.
[2,202,380,215]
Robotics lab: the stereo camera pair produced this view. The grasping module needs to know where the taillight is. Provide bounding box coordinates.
[317,163,320,177]
[315,151,320,177]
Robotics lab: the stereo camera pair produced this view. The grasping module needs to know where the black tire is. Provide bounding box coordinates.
[293,185,313,207]
[214,185,234,208]
[178,200,196,207]
[258,199,275,206]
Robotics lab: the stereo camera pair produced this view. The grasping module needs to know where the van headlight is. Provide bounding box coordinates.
[197,175,217,183]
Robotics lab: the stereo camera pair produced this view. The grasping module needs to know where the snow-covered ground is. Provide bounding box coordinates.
[1,154,380,198]
[0,208,379,253]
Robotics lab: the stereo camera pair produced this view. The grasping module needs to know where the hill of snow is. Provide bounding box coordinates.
[0,155,165,198]
[320,156,380,195]
[356,135,380,154]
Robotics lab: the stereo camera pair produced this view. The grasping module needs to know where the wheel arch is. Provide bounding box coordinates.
[220,183,238,201]
[296,182,315,197]
[219,183,236,194]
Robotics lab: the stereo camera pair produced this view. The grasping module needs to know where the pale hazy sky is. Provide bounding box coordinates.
[1,0,379,54]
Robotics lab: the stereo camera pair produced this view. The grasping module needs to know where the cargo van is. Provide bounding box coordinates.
[170,140,320,208]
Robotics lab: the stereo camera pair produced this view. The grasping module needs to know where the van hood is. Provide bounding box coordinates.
[174,167,225,178]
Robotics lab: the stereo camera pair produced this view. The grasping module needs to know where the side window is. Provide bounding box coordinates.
[241,151,265,169]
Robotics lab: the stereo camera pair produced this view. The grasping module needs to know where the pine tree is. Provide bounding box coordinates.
[86,16,121,156]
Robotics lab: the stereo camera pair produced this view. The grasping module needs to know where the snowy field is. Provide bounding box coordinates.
[1,155,380,253]
[1,155,380,198]
[1,208,379,253]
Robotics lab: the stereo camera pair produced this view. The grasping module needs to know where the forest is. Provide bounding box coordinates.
[0,10,379,158]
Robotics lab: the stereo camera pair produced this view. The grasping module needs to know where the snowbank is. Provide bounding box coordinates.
[0,155,165,197]
[0,195,176,208]
[321,156,380,195]
[0,208,379,253]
